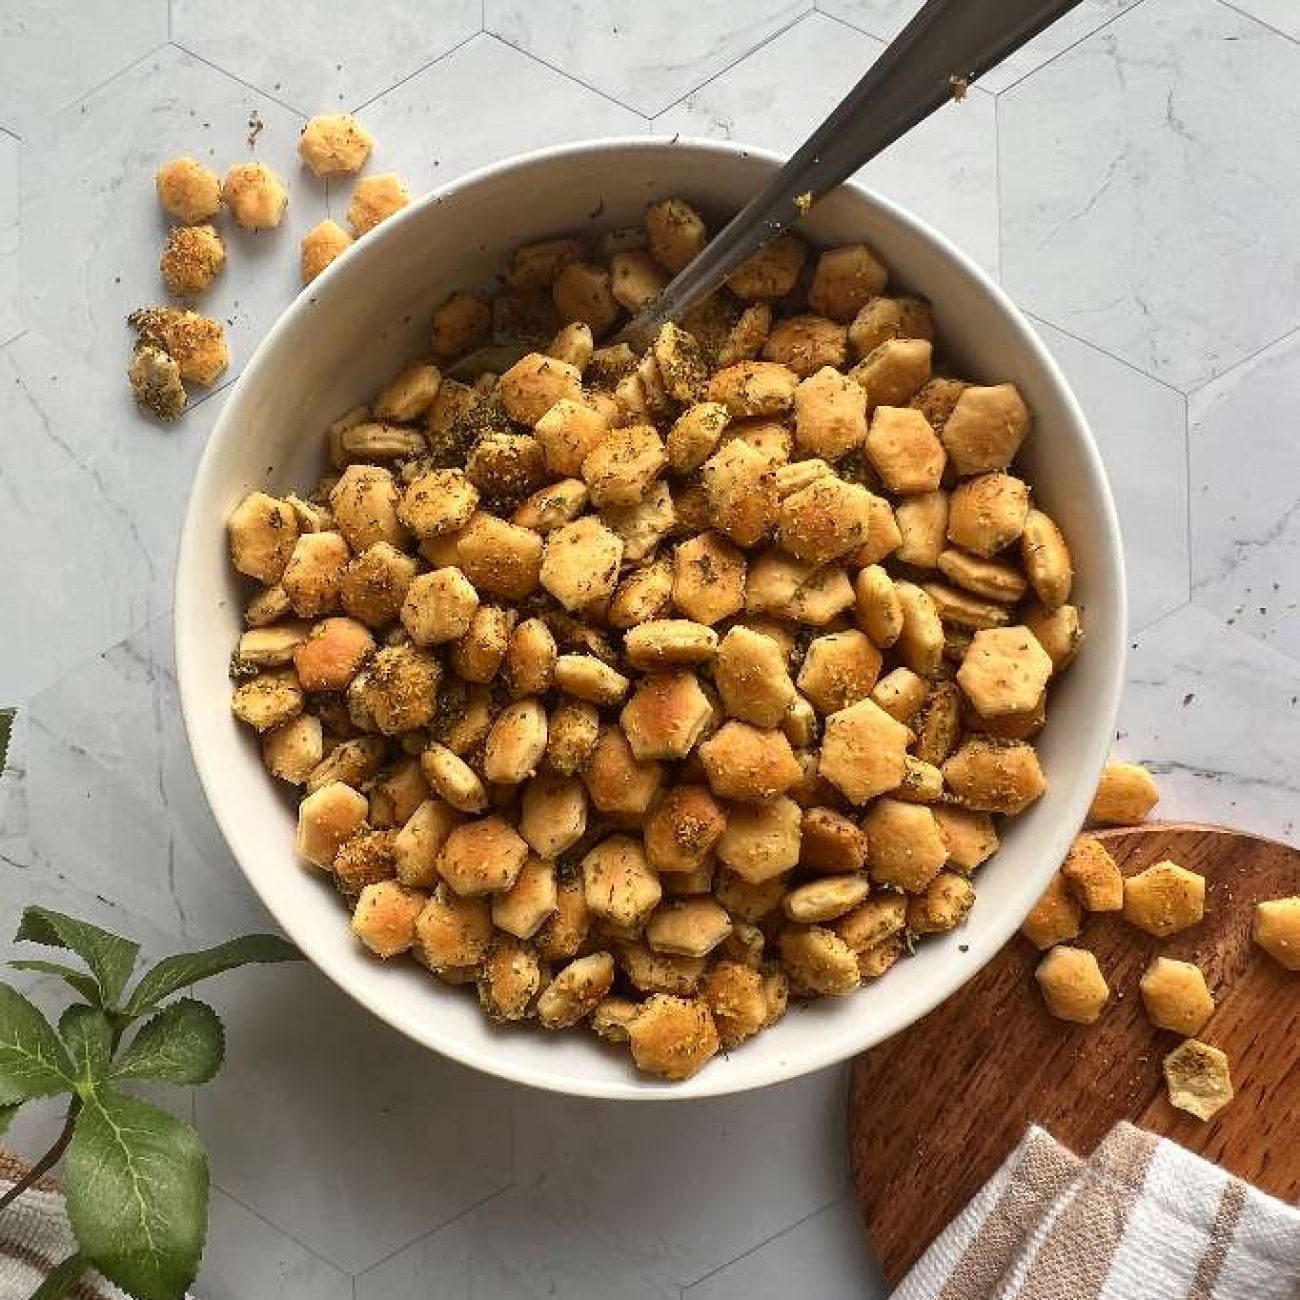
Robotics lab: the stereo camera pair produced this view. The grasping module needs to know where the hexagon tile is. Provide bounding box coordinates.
[685,1197,882,1300]
[486,0,809,117]
[815,0,1141,92]
[199,1189,354,1300]
[0,0,166,137]
[1119,604,1300,845]
[0,128,17,343]
[197,962,516,1274]
[999,0,1300,392]
[1189,328,1299,663]
[0,614,266,950]
[354,34,645,193]
[357,1065,852,1299]
[21,43,325,380]
[654,12,999,276]
[0,337,221,700]
[172,0,481,115]
[1031,317,1188,631]
[510,1067,849,1289]
[1224,0,1300,40]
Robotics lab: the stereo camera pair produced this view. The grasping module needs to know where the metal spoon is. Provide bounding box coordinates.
[450,0,1086,376]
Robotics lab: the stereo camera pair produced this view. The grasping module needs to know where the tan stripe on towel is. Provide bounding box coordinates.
[1188,1179,1248,1300]
[938,1129,1081,1300]
[0,1149,62,1193]
[1016,1125,1158,1300]
[0,1241,119,1300]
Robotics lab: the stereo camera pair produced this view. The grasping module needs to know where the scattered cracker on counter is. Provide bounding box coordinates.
[223,161,289,230]
[1139,956,1215,1035]
[301,219,355,284]
[127,344,187,422]
[1034,945,1109,1024]
[298,113,374,177]
[1021,871,1082,949]
[1123,859,1205,937]
[156,155,222,224]
[348,173,410,236]
[160,222,226,296]
[1163,1038,1233,1121]
[1088,761,1159,825]
[128,306,229,386]
[1060,835,1124,912]
[1253,896,1300,970]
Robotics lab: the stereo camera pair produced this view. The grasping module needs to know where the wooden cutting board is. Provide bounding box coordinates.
[848,823,1300,1286]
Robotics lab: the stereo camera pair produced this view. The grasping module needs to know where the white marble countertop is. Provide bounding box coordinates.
[0,1,1297,1296]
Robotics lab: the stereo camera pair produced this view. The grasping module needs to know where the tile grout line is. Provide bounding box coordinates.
[680,1190,852,1292]
[351,1181,515,1279]
[1181,322,1300,399]
[813,0,894,43]
[1214,0,1300,46]
[986,0,1154,98]
[210,1181,357,1276]
[650,6,817,122]
[1131,595,1192,639]
[349,28,483,114]
[1129,596,1192,643]
[484,31,651,119]
[1022,309,1186,398]
[57,41,171,121]
[170,42,310,120]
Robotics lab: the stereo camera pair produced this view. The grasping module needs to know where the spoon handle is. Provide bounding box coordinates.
[622,0,1086,348]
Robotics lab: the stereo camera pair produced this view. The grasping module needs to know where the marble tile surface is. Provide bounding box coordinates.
[999,0,1300,392]
[0,129,17,344]
[1189,329,1300,663]
[1119,605,1300,845]
[654,13,1000,277]
[685,1196,883,1300]
[199,1189,355,1300]
[0,0,166,137]
[197,964,516,1274]
[1224,0,1300,39]
[485,0,810,117]
[1032,317,1189,631]
[356,34,646,200]
[173,0,481,116]
[816,0,1141,91]
[1,2,1298,1298]
[0,340,221,700]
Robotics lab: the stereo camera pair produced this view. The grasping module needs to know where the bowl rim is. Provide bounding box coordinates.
[176,134,1127,1100]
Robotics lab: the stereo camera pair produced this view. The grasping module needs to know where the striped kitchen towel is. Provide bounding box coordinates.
[0,1152,129,1300]
[892,1123,1299,1300]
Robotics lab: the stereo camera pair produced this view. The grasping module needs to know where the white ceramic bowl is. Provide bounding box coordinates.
[176,137,1125,1100]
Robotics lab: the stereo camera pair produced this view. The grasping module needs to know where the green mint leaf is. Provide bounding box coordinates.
[0,982,75,1102]
[66,1086,208,1300]
[29,1252,88,1300]
[10,959,103,1007]
[16,908,139,1009]
[0,1101,19,1136]
[113,998,224,1086]
[125,933,300,1015]
[60,1005,113,1084]
[0,707,13,772]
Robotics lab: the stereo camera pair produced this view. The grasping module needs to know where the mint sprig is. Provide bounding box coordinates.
[0,906,301,1300]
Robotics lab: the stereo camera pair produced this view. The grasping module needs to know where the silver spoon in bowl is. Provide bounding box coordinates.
[451,0,1086,377]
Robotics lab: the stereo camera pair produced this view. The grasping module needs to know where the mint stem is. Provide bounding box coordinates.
[0,1098,80,1215]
